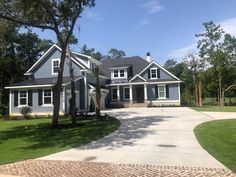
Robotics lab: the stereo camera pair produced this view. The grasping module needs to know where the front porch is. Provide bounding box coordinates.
[109,84,148,108]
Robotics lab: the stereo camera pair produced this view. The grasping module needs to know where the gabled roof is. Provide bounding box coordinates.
[138,60,181,81]
[25,44,99,74]
[100,56,150,79]
[129,74,146,82]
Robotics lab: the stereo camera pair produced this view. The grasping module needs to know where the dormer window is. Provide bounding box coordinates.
[113,69,126,79]
[150,68,160,79]
[114,70,119,78]
[120,70,124,77]
[52,59,60,75]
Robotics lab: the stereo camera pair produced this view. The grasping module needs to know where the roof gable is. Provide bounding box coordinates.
[129,74,146,82]
[138,61,180,81]
[26,44,99,75]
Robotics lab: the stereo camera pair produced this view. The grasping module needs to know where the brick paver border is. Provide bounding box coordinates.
[0,160,235,177]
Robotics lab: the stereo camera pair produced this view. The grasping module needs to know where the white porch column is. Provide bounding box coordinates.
[144,84,148,103]
[84,72,88,111]
[117,85,120,101]
[129,85,133,104]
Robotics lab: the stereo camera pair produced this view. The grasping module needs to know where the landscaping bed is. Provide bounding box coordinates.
[0,116,120,165]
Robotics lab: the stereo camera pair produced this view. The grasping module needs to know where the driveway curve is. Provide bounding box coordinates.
[40,107,225,168]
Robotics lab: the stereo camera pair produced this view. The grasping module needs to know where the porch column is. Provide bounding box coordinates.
[117,85,120,101]
[144,84,148,103]
[129,85,133,104]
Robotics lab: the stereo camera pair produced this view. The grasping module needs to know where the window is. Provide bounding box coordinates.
[112,69,126,79]
[52,59,60,74]
[111,88,118,100]
[120,70,125,77]
[19,90,28,106]
[158,85,166,98]
[114,70,119,78]
[123,87,130,100]
[150,68,158,79]
[43,89,53,105]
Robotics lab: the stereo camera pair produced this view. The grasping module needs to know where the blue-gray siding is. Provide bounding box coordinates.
[10,88,64,115]
[141,63,175,80]
[33,48,83,79]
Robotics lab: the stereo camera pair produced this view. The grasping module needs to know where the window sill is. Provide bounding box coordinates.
[41,104,54,107]
[157,97,167,100]
[18,105,30,107]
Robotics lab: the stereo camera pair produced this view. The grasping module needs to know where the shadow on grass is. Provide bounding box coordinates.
[0,118,120,151]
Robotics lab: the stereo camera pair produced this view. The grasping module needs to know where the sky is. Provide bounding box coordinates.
[33,0,236,65]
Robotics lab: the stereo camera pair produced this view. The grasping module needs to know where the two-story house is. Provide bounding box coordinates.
[6,45,181,116]
[100,52,181,108]
[5,44,109,116]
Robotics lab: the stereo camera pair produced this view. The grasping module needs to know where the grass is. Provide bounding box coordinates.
[191,106,236,112]
[194,119,236,172]
[0,117,120,165]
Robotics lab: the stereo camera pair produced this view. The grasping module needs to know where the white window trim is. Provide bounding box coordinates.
[123,87,130,100]
[111,88,118,101]
[18,90,28,106]
[150,68,158,79]
[158,85,166,99]
[42,89,53,106]
[52,59,60,75]
[112,69,127,79]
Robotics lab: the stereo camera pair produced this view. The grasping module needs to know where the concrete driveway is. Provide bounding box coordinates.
[40,107,225,168]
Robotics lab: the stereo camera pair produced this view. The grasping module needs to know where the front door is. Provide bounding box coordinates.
[136,86,144,103]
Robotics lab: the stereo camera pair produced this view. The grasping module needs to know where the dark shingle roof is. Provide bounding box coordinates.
[9,77,81,87]
[99,56,149,79]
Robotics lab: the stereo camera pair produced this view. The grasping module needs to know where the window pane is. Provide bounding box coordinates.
[20,91,27,97]
[124,88,129,99]
[120,70,125,77]
[114,70,118,77]
[159,86,165,91]
[159,92,165,98]
[20,98,27,105]
[151,69,157,78]
[53,60,59,73]
[44,97,52,104]
[44,90,51,96]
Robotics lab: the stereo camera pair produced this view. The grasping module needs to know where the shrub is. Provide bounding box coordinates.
[19,106,32,119]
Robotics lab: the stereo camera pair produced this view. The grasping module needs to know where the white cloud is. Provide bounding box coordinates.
[134,18,152,30]
[141,0,164,14]
[167,43,197,59]
[166,17,236,59]
[220,17,236,36]
[84,11,101,21]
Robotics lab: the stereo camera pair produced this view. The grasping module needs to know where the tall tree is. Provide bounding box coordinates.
[107,48,126,59]
[0,0,95,127]
[196,21,227,106]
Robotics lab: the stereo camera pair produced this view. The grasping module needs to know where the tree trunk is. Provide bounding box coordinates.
[198,80,203,107]
[219,72,222,106]
[194,79,199,107]
[67,45,77,125]
[221,91,225,106]
[95,66,101,120]
[52,45,67,128]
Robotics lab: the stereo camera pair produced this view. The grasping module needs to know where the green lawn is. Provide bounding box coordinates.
[0,117,120,165]
[191,106,236,112]
[194,119,236,172]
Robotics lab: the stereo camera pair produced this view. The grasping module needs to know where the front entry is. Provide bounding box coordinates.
[136,86,144,103]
